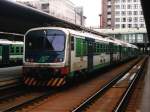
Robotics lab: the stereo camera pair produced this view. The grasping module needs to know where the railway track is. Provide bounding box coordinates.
[0,87,56,112]
[11,57,141,112]
[0,77,22,90]
[114,58,146,112]
[0,66,22,90]
[72,57,146,112]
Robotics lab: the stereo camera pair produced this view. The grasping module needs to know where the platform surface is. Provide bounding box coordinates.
[0,66,22,79]
[140,57,150,112]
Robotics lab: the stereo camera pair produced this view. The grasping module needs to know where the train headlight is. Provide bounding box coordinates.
[59,58,63,62]
[54,58,63,62]
[26,58,29,62]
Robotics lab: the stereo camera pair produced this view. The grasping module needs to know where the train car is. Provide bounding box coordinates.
[0,39,24,67]
[10,41,24,65]
[23,27,139,87]
[0,39,12,66]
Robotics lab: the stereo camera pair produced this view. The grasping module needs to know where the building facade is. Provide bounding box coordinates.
[95,28,148,44]
[17,0,85,26]
[101,0,146,29]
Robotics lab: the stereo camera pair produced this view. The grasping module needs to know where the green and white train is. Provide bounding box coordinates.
[23,27,139,87]
[0,39,23,67]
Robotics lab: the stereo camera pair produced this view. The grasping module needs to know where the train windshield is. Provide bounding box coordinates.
[25,29,66,63]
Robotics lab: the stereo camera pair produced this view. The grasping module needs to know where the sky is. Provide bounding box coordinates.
[10,0,102,27]
[70,0,101,27]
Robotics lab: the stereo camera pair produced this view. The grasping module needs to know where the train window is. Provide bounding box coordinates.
[11,46,14,53]
[106,44,108,53]
[0,46,2,56]
[16,47,19,53]
[21,47,23,53]
[98,44,101,54]
[94,42,97,54]
[85,41,88,55]
[81,39,84,56]
[104,44,106,53]
[76,38,82,57]
[96,43,99,54]
[25,29,65,52]
[71,36,74,50]
[101,44,104,53]
[83,40,87,56]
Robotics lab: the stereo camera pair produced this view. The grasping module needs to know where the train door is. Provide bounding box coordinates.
[109,42,113,64]
[2,45,9,65]
[86,38,94,70]
[119,45,122,60]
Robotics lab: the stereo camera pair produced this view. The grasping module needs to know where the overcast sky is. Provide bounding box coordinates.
[70,0,102,27]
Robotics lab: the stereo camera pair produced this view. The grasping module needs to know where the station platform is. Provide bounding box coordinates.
[140,57,150,112]
[0,66,22,79]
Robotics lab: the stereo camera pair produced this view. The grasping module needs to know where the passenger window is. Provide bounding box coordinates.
[16,47,19,53]
[11,46,14,53]
[21,47,23,53]
[76,38,82,57]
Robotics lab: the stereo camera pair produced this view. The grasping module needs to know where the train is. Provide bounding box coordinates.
[23,27,139,87]
[0,39,24,67]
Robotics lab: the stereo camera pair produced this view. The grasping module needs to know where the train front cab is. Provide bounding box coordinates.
[23,28,69,87]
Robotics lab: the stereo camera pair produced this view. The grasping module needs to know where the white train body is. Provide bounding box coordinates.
[23,27,138,87]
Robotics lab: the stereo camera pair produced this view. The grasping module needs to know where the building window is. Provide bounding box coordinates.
[115,18,120,22]
[121,5,126,9]
[128,11,132,15]
[127,5,132,9]
[115,24,120,28]
[115,11,120,16]
[140,11,143,15]
[115,5,120,9]
[122,24,126,28]
[128,24,132,28]
[137,34,143,43]
[128,17,132,22]
[128,0,132,2]
[122,18,126,22]
[140,17,144,22]
[115,0,120,3]
[140,24,145,28]
[134,24,138,28]
[41,3,49,10]
[107,12,111,15]
[133,11,138,15]
[134,4,138,9]
[121,11,126,16]
[134,17,138,22]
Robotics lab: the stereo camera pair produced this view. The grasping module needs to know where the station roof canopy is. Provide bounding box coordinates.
[0,0,107,37]
[141,0,150,41]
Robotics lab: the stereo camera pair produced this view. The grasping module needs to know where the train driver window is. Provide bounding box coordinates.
[71,36,74,50]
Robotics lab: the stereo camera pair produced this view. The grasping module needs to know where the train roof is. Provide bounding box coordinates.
[0,39,12,45]
[11,41,24,45]
[25,27,138,49]
[0,39,24,45]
